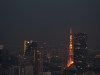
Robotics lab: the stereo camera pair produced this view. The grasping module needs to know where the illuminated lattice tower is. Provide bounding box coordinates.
[67,27,73,67]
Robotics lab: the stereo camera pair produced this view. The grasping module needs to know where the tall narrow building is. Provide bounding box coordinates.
[25,41,41,75]
[67,27,73,67]
[74,33,88,75]
[0,49,9,75]
[24,40,33,54]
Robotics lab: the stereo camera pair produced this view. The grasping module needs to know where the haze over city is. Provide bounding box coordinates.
[0,0,100,50]
[1,0,100,75]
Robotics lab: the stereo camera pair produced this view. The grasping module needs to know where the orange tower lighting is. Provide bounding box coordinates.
[67,27,73,67]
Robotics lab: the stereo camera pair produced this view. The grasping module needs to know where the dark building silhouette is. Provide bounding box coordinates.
[50,56,62,75]
[87,52,100,74]
[24,40,33,54]
[93,55,100,67]
[25,41,37,56]
[87,67,100,74]
[43,53,51,72]
[74,33,88,75]
[63,64,78,75]
[18,50,24,56]
[8,55,18,66]
[0,49,9,75]
[25,41,40,75]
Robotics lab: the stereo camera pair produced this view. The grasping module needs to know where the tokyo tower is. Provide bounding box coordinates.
[66,27,73,67]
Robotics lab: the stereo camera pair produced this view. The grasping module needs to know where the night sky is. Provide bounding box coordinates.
[0,0,100,50]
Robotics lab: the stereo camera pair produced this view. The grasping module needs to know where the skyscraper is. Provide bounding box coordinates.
[25,41,41,75]
[0,49,9,75]
[67,27,73,67]
[74,33,88,75]
[24,40,33,54]
[25,41,37,56]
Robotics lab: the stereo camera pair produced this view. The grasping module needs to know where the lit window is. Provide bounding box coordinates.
[77,61,82,63]
[78,66,80,67]
[24,58,26,59]
[37,50,39,52]
[56,56,58,57]
[76,55,78,57]
[75,47,80,49]
[96,55,100,57]
[82,56,84,58]
[77,43,81,45]
[27,41,29,43]
[85,47,87,49]
[80,68,82,69]
[77,47,80,49]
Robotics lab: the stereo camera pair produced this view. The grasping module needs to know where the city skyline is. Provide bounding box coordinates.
[0,0,100,50]
[0,1,100,75]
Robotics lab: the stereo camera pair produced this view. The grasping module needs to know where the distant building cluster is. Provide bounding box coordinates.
[0,28,100,75]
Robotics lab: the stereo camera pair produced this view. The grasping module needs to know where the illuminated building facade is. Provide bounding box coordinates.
[67,28,73,67]
[24,40,33,54]
[74,33,88,75]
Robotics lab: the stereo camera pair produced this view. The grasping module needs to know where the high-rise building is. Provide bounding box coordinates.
[9,55,18,66]
[43,53,51,72]
[9,66,20,75]
[50,56,62,75]
[18,55,31,67]
[18,50,24,56]
[74,33,88,75]
[25,41,37,56]
[25,41,41,75]
[87,50,100,74]
[8,66,37,75]
[25,66,33,75]
[0,49,9,75]
[24,40,33,54]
